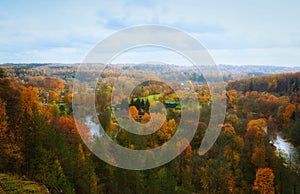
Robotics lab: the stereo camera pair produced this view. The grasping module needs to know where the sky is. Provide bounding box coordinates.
[0,0,300,66]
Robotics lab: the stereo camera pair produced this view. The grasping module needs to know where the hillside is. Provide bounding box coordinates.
[228,71,300,95]
[0,173,48,193]
[1,65,300,193]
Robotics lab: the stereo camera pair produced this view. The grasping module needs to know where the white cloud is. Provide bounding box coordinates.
[0,0,299,65]
[210,47,300,66]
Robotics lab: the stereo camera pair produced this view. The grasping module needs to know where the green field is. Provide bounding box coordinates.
[133,93,182,110]
[133,93,160,103]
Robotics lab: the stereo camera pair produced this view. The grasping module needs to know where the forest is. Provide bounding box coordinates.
[0,65,300,194]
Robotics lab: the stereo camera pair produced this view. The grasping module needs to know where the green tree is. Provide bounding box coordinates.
[145,98,150,112]
[51,101,60,117]
[130,98,134,106]
[141,98,145,110]
[0,68,4,78]
[134,98,141,109]
[21,109,74,193]
[291,119,300,146]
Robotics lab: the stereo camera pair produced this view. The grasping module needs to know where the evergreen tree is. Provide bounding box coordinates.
[291,119,300,146]
[145,99,150,112]
[141,98,145,110]
[130,98,134,107]
[51,101,60,117]
[249,80,253,91]
[0,68,4,78]
[21,109,74,193]
[135,98,141,109]
[59,105,67,117]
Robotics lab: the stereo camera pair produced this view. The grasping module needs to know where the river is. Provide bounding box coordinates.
[85,115,299,169]
[271,132,299,169]
[84,115,102,137]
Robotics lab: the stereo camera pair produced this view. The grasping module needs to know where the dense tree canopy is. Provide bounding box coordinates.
[0,66,300,193]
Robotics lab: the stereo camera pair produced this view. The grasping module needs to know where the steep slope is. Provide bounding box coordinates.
[0,173,48,193]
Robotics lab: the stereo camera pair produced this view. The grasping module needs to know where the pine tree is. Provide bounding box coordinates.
[130,98,134,107]
[145,98,150,112]
[249,80,253,91]
[135,98,141,109]
[141,98,145,110]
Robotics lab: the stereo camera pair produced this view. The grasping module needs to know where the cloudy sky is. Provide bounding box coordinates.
[0,0,300,66]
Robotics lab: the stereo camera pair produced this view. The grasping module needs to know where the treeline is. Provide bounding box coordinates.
[1,67,300,193]
[228,72,300,95]
[128,98,150,112]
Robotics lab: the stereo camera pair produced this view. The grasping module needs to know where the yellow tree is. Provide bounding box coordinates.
[157,119,176,143]
[0,98,8,142]
[284,103,296,121]
[20,87,40,115]
[0,98,9,168]
[223,123,236,136]
[141,112,151,123]
[64,93,73,105]
[48,90,59,102]
[129,106,138,120]
[107,119,115,135]
[0,98,21,170]
[253,168,275,194]
[247,119,267,133]
[57,79,65,91]
[245,118,267,153]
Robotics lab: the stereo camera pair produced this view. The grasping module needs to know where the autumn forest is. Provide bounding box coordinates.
[0,64,300,194]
